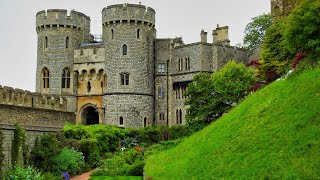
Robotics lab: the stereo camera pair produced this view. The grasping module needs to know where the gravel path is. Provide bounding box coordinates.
[70,171,92,180]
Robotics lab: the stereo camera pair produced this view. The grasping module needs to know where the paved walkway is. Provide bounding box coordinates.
[70,171,92,180]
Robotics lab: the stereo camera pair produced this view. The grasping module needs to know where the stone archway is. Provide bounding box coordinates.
[81,105,99,125]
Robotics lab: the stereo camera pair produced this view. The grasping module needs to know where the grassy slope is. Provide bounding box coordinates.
[145,69,320,179]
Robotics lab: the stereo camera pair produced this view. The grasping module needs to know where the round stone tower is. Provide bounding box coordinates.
[35,9,90,95]
[102,3,156,127]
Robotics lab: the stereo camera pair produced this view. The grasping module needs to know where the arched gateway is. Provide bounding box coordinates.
[81,105,99,125]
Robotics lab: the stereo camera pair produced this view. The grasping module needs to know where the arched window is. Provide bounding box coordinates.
[65,36,69,48]
[61,68,71,89]
[120,73,129,85]
[137,29,140,39]
[123,44,128,55]
[42,67,49,89]
[144,117,147,127]
[119,116,124,126]
[44,36,48,49]
[111,29,114,39]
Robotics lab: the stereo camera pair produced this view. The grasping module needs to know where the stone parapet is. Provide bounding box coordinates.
[0,85,68,112]
[102,3,155,27]
[36,9,90,32]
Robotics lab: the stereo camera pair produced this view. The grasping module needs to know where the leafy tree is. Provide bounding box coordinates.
[212,61,255,103]
[243,13,272,54]
[260,18,293,82]
[283,0,320,59]
[185,61,255,125]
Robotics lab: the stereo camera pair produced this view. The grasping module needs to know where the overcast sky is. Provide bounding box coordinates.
[0,0,270,91]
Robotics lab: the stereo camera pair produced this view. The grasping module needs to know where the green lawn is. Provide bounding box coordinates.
[145,69,320,179]
[89,176,142,180]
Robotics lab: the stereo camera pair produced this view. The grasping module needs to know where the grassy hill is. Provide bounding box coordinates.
[145,69,320,179]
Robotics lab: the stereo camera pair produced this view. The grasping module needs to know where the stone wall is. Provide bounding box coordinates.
[0,104,75,169]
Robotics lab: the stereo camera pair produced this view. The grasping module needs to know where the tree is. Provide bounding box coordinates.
[283,0,320,59]
[243,13,272,54]
[212,61,256,103]
[185,61,255,126]
[260,18,293,82]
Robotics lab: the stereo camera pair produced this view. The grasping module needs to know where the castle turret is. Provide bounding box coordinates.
[101,3,156,127]
[35,9,91,95]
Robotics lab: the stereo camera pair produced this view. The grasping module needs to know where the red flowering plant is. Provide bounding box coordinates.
[291,52,307,69]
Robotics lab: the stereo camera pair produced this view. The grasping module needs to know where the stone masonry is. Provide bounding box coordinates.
[33,3,250,128]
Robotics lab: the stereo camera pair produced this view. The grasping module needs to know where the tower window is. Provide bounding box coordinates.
[158,86,165,99]
[179,109,183,124]
[61,68,71,89]
[159,113,165,121]
[120,73,130,85]
[137,29,140,39]
[119,116,124,126]
[42,67,50,89]
[111,29,114,39]
[65,36,69,48]
[123,44,128,55]
[158,63,165,74]
[44,36,48,49]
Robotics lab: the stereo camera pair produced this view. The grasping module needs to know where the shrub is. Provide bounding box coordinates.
[144,139,183,157]
[79,139,100,169]
[30,134,61,172]
[126,160,145,176]
[11,124,26,167]
[94,156,129,176]
[53,148,85,175]
[4,166,43,180]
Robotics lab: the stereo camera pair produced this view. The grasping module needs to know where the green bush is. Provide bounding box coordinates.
[53,148,85,175]
[79,139,100,169]
[30,134,61,172]
[11,124,26,167]
[126,160,145,176]
[4,166,43,180]
[41,172,61,180]
[94,156,129,176]
[144,139,183,157]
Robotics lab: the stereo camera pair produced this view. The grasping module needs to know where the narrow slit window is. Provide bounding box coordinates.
[120,116,124,126]
[44,36,48,49]
[111,29,114,39]
[137,29,140,39]
[65,36,69,48]
[123,44,128,55]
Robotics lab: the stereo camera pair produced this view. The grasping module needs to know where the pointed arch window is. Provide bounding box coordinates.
[62,68,71,89]
[42,67,49,89]
[65,36,69,48]
[123,44,128,55]
[119,116,124,126]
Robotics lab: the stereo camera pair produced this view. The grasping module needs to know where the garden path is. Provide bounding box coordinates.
[70,171,92,180]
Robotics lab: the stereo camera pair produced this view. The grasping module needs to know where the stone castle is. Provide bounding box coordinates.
[0,1,299,168]
[35,3,248,128]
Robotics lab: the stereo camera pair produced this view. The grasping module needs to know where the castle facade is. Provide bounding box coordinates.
[35,3,248,128]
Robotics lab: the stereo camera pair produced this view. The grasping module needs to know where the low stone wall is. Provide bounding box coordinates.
[0,103,75,169]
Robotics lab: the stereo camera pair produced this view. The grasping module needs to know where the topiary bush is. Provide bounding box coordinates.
[4,166,43,180]
[11,124,26,167]
[53,148,85,175]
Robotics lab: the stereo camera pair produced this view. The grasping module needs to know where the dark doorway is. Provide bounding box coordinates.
[82,106,99,125]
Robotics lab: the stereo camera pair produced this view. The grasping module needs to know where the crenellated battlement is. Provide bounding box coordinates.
[0,85,68,112]
[102,3,156,28]
[36,9,90,33]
